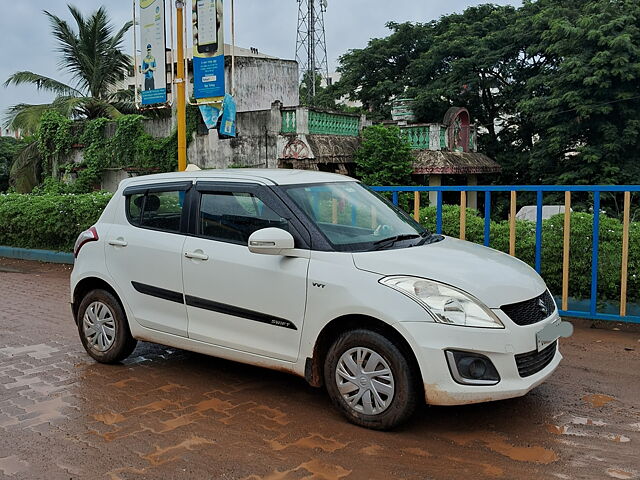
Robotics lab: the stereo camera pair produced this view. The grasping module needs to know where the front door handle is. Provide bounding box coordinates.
[184,251,209,261]
[108,238,128,247]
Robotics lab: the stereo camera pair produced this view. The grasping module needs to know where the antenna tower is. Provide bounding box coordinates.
[296,0,329,104]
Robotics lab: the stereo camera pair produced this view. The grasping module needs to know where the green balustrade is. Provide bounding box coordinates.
[308,111,360,136]
[281,110,297,134]
[440,126,447,149]
[401,125,430,150]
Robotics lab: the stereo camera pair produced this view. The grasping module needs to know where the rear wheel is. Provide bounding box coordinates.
[324,328,419,430]
[77,289,137,364]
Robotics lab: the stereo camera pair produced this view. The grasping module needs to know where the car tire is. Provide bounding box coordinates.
[77,289,137,364]
[324,328,419,430]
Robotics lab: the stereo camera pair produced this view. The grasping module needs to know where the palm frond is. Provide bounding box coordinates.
[3,72,82,97]
[3,104,55,135]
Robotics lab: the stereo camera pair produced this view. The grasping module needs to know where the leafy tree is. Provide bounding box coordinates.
[0,137,22,191]
[354,125,413,186]
[299,71,337,109]
[518,0,640,185]
[3,5,134,134]
[335,0,640,187]
[335,22,434,118]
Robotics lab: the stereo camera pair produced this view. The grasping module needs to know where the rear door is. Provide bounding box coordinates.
[182,182,310,361]
[105,181,191,337]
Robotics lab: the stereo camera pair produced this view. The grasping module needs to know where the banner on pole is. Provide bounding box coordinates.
[193,0,225,103]
[219,94,237,138]
[139,0,167,105]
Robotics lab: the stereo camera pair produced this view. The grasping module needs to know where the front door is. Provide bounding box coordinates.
[105,182,191,337]
[182,183,310,362]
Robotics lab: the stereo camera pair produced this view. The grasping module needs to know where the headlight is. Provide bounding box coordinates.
[380,276,504,329]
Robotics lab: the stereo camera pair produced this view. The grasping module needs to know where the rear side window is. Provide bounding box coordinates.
[199,191,288,244]
[127,190,185,233]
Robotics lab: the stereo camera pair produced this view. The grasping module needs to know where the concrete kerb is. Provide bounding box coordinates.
[0,246,74,265]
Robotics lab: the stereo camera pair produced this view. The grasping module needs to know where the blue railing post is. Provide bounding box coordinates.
[366,184,640,325]
[392,192,399,206]
[535,191,543,273]
[483,192,491,246]
[590,192,600,316]
[436,191,443,234]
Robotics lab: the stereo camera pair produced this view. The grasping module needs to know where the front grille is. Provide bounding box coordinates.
[515,341,557,377]
[501,290,556,326]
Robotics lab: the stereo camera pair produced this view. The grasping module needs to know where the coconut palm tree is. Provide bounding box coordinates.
[4,5,134,134]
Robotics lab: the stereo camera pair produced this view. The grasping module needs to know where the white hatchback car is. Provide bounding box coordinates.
[71,169,572,429]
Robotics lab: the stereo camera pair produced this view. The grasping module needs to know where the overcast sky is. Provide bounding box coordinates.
[0,0,520,117]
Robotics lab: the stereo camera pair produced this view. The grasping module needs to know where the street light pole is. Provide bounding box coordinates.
[175,0,187,172]
[231,0,235,96]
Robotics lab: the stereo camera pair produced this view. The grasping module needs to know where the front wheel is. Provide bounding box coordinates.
[324,329,419,430]
[77,289,137,364]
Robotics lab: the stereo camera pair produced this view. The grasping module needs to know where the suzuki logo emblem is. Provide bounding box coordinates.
[538,298,549,316]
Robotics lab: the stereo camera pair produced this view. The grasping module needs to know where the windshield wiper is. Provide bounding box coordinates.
[372,234,421,250]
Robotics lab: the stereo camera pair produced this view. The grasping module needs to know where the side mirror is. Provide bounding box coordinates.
[248,228,295,255]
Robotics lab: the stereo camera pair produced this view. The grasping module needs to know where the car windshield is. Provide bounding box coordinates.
[284,182,431,252]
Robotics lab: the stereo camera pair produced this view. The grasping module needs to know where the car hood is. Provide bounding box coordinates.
[352,236,547,308]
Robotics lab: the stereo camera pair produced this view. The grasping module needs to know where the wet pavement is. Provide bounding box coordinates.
[0,258,639,480]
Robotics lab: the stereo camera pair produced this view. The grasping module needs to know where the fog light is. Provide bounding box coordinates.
[445,350,500,386]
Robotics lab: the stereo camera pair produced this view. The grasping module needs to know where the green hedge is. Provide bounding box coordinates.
[0,192,113,252]
[0,193,637,305]
[419,205,639,304]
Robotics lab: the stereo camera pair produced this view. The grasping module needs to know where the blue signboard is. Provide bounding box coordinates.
[193,55,226,100]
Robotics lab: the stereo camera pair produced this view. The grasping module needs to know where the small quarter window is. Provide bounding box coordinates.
[126,190,185,233]
[128,193,145,226]
[199,191,288,244]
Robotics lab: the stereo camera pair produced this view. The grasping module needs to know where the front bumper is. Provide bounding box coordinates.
[395,311,563,406]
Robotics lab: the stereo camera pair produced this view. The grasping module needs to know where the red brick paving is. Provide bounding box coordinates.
[0,258,639,479]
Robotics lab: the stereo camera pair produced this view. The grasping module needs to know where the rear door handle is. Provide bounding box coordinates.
[108,238,128,247]
[184,251,209,261]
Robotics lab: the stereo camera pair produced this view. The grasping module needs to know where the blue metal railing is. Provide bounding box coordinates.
[372,185,640,324]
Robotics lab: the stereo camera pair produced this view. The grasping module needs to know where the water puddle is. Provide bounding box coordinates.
[93,412,126,426]
[583,394,616,408]
[269,433,346,453]
[444,431,558,464]
[143,436,214,466]
[606,468,636,479]
[605,434,631,443]
[0,456,29,475]
[244,458,351,480]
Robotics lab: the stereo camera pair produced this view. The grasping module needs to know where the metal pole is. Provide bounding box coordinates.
[175,1,187,172]
[132,0,141,108]
[308,0,315,103]
[168,0,176,105]
[231,0,236,96]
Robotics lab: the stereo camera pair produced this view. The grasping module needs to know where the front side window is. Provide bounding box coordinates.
[199,191,288,244]
[126,190,185,233]
[284,182,430,251]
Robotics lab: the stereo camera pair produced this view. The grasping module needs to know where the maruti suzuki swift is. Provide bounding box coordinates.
[71,169,572,430]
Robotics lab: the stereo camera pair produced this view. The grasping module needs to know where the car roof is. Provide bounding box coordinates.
[119,168,356,189]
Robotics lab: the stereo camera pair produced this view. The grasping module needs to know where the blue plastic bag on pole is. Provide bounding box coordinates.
[198,103,222,130]
[219,94,237,138]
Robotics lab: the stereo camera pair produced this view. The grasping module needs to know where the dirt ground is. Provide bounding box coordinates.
[0,258,639,480]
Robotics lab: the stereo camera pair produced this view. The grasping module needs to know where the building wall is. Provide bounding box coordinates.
[227,57,299,112]
[188,104,282,169]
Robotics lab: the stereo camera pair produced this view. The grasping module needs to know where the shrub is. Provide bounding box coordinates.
[419,204,638,304]
[0,192,112,252]
[355,125,414,186]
